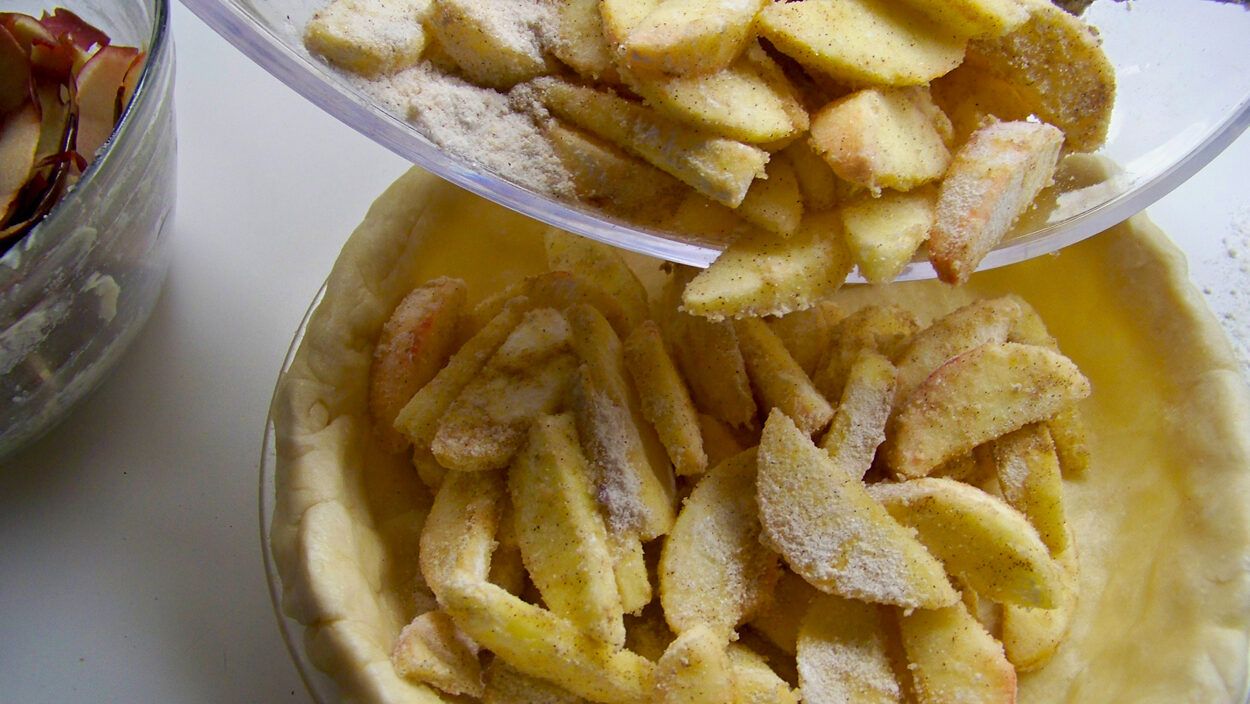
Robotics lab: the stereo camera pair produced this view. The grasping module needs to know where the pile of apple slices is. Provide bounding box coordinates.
[363,230,1091,703]
[0,10,144,254]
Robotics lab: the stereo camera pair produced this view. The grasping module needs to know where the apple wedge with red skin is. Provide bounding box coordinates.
[39,9,110,53]
[75,44,138,159]
[1,101,41,222]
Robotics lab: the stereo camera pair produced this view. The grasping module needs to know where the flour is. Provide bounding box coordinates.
[1202,207,1250,378]
[355,64,575,199]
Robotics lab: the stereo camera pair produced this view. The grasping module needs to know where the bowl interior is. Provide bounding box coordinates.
[181,0,1250,279]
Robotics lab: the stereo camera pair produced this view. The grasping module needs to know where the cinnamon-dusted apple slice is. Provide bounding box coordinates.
[1006,298,1091,477]
[898,601,1017,704]
[966,0,1115,152]
[1001,538,1079,671]
[544,228,650,329]
[928,120,1064,284]
[819,350,897,479]
[734,318,834,435]
[698,413,748,469]
[608,530,653,616]
[466,270,633,338]
[621,0,768,76]
[896,0,1027,39]
[432,309,577,471]
[840,187,937,284]
[419,469,504,595]
[304,0,430,77]
[991,423,1069,554]
[440,578,655,704]
[627,47,808,146]
[757,410,958,609]
[868,477,1062,608]
[808,87,952,195]
[535,77,768,208]
[551,0,617,82]
[749,569,821,655]
[729,643,800,704]
[369,277,467,451]
[781,139,845,212]
[883,341,1090,478]
[660,449,780,638]
[892,296,1023,405]
[396,296,529,446]
[624,321,707,477]
[662,268,758,427]
[737,154,804,237]
[567,303,677,540]
[547,123,685,225]
[391,610,483,697]
[766,300,843,379]
[814,304,919,402]
[510,414,626,647]
[481,658,588,704]
[797,595,904,704]
[653,625,735,704]
[757,0,966,87]
[683,211,853,321]
[427,0,549,87]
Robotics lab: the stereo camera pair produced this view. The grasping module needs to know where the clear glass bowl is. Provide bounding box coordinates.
[184,0,1250,278]
[0,0,177,460]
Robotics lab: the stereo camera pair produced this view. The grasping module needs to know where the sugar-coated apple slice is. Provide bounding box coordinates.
[427,0,548,87]
[765,300,843,379]
[567,303,677,541]
[928,120,1064,285]
[868,477,1063,608]
[757,409,958,609]
[551,0,617,82]
[535,77,768,208]
[814,304,918,402]
[440,578,655,704]
[1001,537,1079,671]
[840,187,936,285]
[966,0,1114,152]
[758,0,966,87]
[624,321,707,477]
[884,341,1090,477]
[748,569,821,655]
[390,610,483,697]
[729,643,799,704]
[819,349,897,479]
[896,0,1028,38]
[899,601,1017,704]
[544,227,650,329]
[808,87,952,195]
[734,318,833,435]
[481,658,588,704]
[683,211,853,321]
[653,624,735,704]
[797,594,904,704]
[369,277,467,451]
[660,448,779,638]
[622,0,768,76]
[737,153,804,238]
[892,296,1023,406]
[419,469,504,596]
[510,414,626,647]
[304,0,430,77]
[991,423,1069,555]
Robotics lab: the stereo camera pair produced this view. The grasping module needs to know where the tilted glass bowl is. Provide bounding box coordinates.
[184,0,1250,279]
[0,0,176,460]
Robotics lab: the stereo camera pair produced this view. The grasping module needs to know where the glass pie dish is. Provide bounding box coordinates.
[261,170,1250,704]
[184,0,1249,278]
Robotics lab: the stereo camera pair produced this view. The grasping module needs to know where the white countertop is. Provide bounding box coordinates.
[0,6,1246,702]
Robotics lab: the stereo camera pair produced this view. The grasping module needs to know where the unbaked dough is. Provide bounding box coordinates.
[270,167,1250,703]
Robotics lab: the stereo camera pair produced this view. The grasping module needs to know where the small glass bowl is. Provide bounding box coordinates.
[0,0,177,460]
[183,0,1250,278]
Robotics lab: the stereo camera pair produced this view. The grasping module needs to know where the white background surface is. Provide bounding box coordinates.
[0,5,1246,702]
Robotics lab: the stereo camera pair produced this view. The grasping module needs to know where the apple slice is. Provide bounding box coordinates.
[119,50,146,111]
[893,296,1023,406]
[0,25,32,115]
[868,477,1062,608]
[797,594,904,704]
[757,409,958,609]
[1,100,40,220]
[75,44,138,159]
[653,625,735,704]
[884,341,1090,478]
[899,602,1017,704]
[39,9,110,52]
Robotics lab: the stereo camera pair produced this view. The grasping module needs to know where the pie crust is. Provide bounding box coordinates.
[270,168,1250,703]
